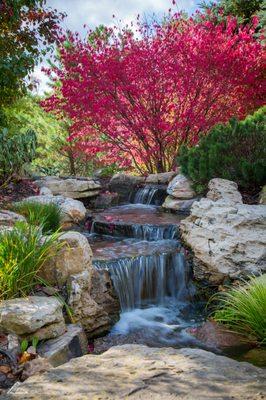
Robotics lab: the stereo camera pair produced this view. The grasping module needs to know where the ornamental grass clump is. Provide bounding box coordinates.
[12,201,62,234]
[0,223,61,300]
[212,275,266,344]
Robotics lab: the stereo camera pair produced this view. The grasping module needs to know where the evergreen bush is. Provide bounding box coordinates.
[179,107,266,194]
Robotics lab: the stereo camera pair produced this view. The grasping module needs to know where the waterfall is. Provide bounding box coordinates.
[93,251,188,311]
[133,186,159,205]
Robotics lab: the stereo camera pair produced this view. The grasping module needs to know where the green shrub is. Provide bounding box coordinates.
[0,223,61,300]
[179,107,266,194]
[212,275,266,344]
[12,201,62,234]
[0,128,37,184]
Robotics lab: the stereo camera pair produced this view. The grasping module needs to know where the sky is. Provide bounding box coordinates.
[33,0,198,93]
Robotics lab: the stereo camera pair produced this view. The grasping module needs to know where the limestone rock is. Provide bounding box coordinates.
[40,231,92,286]
[23,195,86,228]
[35,176,101,199]
[5,345,266,400]
[37,324,88,367]
[162,196,196,212]
[259,185,266,205]
[207,178,243,204]
[67,269,120,338]
[39,187,53,196]
[109,173,145,202]
[145,171,177,184]
[0,210,26,230]
[180,198,266,284]
[0,296,66,340]
[167,174,196,199]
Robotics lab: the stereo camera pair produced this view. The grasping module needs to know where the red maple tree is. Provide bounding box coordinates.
[43,13,265,173]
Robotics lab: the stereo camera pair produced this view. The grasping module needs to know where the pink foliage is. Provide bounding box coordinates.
[42,13,265,173]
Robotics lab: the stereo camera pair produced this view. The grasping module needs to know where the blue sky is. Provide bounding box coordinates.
[34,0,198,92]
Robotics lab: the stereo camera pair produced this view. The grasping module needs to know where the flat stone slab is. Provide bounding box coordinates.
[5,345,266,399]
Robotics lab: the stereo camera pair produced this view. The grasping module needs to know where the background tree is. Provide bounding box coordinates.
[43,14,265,174]
[0,0,65,110]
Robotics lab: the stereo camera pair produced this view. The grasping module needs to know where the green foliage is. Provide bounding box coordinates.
[0,223,61,300]
[0,0,64,108]
[179,107,266,193]
[212,275,266,344]
[0,128,37,184]
[12,202,62,234]
[20,339,29,353]
[200,0,265,24]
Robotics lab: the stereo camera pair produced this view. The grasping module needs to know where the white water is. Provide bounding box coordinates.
[133,186,159,205]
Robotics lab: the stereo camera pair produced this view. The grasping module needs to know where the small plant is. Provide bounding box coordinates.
[20,339,29,353]
[0,223,61,300]
[211,275,266,344]
[12,201,62,234]
[179,107,266,194]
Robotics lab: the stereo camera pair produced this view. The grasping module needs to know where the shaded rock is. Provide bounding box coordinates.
[0,210,26,230]
[21,358,52,381]
[109,173,145,202]
[145,171,177,184]
[243,348,266,368]
[40,231,92,286]
[0,297,66,340]
[37,324,88,367]
[259,185,266,205]
[207,178,243,204]
[180,198,266,284]
[162,196,196,212]
[67,269,120,338]
[22,195,86,228]
[189,320,247,349]
[167,174,196,199]
[5,344,266,400]
[35,176,101,199]
[94,192,119,209]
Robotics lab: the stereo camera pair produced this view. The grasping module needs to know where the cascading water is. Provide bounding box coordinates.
[133,186,159,205]
[93,251,188,311]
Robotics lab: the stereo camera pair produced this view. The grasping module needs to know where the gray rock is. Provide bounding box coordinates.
[67,269,120,338]
[37,324,88,367]
[259,185,266,205]
[0,210,26,230]
[40,231,93,286]
[0,296,66,340]
[39,187,53,196]
[21,357,52,382]
[181,198,266,284]
[35,176,101,199]
[207,178,243,204]
[167,174,196,199]
[145,171,177,184]
[162,196,196,212]
[5,345,266,400]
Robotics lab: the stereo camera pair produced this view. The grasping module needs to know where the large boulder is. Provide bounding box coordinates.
[40,231,93,287]
[35,176,101,199]
[5,345,266,400]
[207,178,243,204]
[108,173,145,202]
[23,195,86,228]
[0,297,66,340]
[145,171,177,184]
[162,196,197,212]
[167,174,196,199]
[181,198,266,284]
[67,269,120,338]
[0,210,26,231]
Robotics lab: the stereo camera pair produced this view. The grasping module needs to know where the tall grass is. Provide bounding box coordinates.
[12,201,62,234]
[212,275,266,344]
[0,223,61,300]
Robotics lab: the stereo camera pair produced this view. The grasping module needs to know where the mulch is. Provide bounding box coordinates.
[0,179,39,209]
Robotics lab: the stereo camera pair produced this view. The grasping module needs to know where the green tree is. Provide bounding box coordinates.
[179,107,266,194]
[0,0,65,108]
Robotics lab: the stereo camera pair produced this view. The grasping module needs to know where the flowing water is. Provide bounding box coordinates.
[132,185,166,205]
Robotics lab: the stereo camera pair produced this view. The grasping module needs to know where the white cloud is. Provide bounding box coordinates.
[33,0,197,94]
